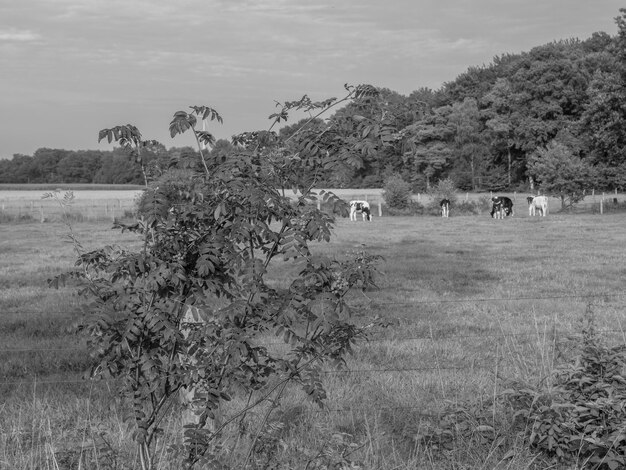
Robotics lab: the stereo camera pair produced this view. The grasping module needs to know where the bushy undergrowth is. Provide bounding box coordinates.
[417,309,626,469]
[383,200,425,216]
[382,174,412,210]
[0,212,35,223]
[423,196,491,217]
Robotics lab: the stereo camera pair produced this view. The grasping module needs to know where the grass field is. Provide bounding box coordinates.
[1,210,626,469]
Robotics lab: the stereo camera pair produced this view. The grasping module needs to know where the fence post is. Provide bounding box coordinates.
[40,205,44,223]
[600,198,603,215]
[465,193,469,202]
[378,202,382,217]
[317,200,321,210]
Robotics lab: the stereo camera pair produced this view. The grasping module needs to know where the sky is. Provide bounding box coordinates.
[0,0,623,159]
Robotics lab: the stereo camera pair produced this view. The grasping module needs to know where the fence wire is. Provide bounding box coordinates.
[2,292,624,387]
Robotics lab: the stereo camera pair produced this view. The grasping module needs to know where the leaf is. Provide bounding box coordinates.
[169,111,197,138]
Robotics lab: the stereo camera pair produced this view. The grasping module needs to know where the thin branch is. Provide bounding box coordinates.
[242,380,289,469]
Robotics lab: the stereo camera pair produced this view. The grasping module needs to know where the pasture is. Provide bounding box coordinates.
[1,186,623,224]
[1,209,626,469]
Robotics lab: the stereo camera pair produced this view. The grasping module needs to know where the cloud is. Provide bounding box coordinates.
[0,29,41,42]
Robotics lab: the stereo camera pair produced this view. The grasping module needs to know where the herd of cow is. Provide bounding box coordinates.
[348,196,549,221]
[487,195,549,218]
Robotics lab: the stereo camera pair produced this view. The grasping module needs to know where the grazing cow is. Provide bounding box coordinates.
[490,196,513,219]
[528,195,548,216]
[440,199,450,217]
[349,200,372,221]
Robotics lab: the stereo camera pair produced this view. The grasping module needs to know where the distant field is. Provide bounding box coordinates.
[0,183,144,191]
[0,188,144,222]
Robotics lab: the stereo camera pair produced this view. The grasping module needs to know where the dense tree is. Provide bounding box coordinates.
[33,148,69,183]
[56,151,104,182]
[447,97,488,189]
[400,106,453,190]
[93,148,144,184]
[527,141,595,209]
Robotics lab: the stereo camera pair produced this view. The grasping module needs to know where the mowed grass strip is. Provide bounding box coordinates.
[1,211,626,468]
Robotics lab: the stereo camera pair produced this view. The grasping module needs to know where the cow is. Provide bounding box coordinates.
[528,195,548,216]
[440,199,450,217]
[349,200,372,221]
[490,196,513,219]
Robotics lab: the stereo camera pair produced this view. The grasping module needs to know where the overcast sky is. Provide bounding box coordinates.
[0,1,623,158]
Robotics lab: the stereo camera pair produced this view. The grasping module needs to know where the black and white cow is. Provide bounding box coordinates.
[490,196,513,219]
[349,200,372,221]
[527,195,548,216]
[440,199,450,217]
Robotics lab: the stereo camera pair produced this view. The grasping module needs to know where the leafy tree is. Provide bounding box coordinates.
[56,151,104,183]
[33,148,69,183]
[430,177,457,204]
[0,154,38,183]
[527,141,596,209]
[447,97,488,190]
[93,150,144,184]
[579,71,626,167]
[400,106,453,191]
[52,86,385,469]
[382,173,412,209]
[482,78,523,188]
[324,87,405,187]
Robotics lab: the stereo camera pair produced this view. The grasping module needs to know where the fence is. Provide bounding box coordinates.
[0,198,138,222]
[3,292,625,389]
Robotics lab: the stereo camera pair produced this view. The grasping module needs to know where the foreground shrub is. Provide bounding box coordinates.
[50,87,390,470]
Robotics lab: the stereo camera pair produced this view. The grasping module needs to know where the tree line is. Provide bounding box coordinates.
[3,9,626,197]
[0,145,200,185]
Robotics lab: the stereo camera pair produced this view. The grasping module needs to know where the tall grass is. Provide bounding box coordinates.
[1,211,626,468]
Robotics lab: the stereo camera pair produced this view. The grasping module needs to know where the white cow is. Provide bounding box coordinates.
[528,195,548,216]
[440,199,450,218]
[349,200,372,221]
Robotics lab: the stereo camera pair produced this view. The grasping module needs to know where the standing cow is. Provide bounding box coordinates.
[490,196,514,219]
[527,195,548,216]
[349,200,372,221]
[440,199,450,217]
